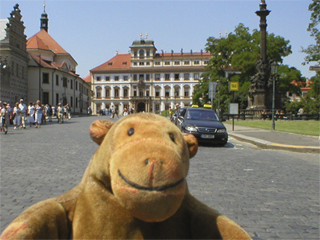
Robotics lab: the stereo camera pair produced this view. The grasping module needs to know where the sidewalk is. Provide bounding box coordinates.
[224,123,320,154]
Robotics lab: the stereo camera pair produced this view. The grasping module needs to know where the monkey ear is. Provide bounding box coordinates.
[89,119,114,145]
[183,133,198,158]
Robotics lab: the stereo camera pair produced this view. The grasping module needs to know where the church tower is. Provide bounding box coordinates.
[40,4,48,32]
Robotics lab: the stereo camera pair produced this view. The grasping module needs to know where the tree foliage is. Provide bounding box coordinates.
[193,23,292,114]
[302,0,320,64]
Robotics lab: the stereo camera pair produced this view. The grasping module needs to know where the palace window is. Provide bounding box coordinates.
[114,76,119,81]
[123,88,128,97]
[174,73,180,80]
[193,60,200,65]
[105,76,110,81]
[155,74,160,80]
[165,89,170,97]
[42,73,49,84]
[184,86,190,97]
[123,76,128,81]
[174,61,180,65]
[114,88,119,98]
[56,75,59,86]
[155,61,161,65]
[194,73,199,80]
[105,88,110,97]
[96,87,101,99]
[164,61,170,65]
[155,88,160,97]
[139,49,144,59]
[62,77,67,87]
[165,74,170,80]
[97,76,101,81]
[184,61,190,65]
[184,73,190,80]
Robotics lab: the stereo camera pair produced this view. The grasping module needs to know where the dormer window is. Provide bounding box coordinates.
[139,49,145,59]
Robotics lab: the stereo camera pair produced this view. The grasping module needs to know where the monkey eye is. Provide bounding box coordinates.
[128,128,134,136]
[169,133,175,143]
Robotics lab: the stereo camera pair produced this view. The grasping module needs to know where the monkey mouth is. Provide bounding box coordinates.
[118,170,184,191]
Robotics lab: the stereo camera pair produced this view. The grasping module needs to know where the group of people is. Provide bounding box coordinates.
[0,99,72,135]
[98,106,135,119]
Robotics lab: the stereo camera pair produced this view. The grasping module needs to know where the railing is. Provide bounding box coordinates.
[223,109,319,121]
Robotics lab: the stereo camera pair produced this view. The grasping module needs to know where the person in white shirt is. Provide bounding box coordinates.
[34,100,43,128]
[27,102,35,127]
[19,99,28,129]
[57,103,64,124]
[13,102,22,129]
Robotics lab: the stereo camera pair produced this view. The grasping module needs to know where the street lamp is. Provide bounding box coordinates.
[270,61,279,130]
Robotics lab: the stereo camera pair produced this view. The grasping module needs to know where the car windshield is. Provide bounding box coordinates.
[186,110,218,121]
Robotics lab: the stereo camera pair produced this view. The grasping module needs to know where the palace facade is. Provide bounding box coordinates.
[90,38,211,114]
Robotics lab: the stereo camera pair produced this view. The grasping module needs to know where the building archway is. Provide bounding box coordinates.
[137,102,145,112]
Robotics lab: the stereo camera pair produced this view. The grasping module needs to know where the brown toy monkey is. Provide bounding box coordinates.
[1,113,252,239]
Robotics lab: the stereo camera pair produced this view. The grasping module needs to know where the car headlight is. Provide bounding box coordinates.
[217,129,226,133]
[185,126,197,132]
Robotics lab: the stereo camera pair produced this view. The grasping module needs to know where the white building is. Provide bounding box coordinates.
[90,37,211,115]
[26,7,90,113]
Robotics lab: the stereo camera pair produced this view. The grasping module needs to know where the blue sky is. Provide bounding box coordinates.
[0,0,317,79]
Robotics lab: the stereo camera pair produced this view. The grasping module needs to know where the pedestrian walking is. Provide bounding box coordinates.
[13,102,22,129]
[65,103,71,120]
[110,105,115,119]
[114,106,119,118]
[34,100,43,128]
[27,102,35,127]
[1,102,10,134]
[19,99,28,129]
[51,105,56,120]
[123,107,129,116]
[57,103,64,124]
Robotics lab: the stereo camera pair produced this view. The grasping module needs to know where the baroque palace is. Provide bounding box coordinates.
[0,4,90,113]
[90,37,211,115]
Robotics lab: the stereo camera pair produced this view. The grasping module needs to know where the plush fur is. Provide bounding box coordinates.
[1,113,252,239]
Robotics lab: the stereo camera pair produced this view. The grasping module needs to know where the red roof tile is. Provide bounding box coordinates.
[83,75,91,83]
[91,52,211,72]
[91,54,131,71]
[27,29,67,54]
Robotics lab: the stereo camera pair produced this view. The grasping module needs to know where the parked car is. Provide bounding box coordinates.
[176,107,228,146]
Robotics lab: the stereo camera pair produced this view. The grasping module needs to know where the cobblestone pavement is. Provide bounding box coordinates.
[0,116,319,239]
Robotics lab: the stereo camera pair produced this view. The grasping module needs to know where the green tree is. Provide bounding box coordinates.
[278,65,305,97]
[194,23,292,113]
[305,73,320,114]
[302,0,320,64]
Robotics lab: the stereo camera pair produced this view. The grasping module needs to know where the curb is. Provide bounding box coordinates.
[229,133,320,154]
